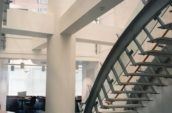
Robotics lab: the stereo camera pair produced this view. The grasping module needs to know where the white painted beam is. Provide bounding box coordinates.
[31,36,114,52]
[76,56,99,62]
[1,37,47,60]
[32,42,47,51]
[0,52,99,62]
[2,26,52,38]
[32,37,114,51]
[32,23,118,51]
[74,23,120,45]
[0,52,46,60]
[60,0,123,35]
[76,38,114,46]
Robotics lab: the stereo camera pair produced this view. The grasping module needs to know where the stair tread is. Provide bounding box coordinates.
[113,90,157,94]
[148,37,172,45]
[125,73,172,78]
[119,82,165,86]
[158,23,172,30]
[141,50,172,56]
[134,62,172,68]
[106,98,151,101]
[103,104,144,108]
[98,110,137,113]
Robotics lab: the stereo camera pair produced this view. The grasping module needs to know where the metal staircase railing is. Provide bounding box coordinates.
[84,0,172,113]
[96,3,171,103]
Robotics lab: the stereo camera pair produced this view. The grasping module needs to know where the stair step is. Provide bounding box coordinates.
[134,62,172,68]
[98,110,137,113]
[119,82,165,86]
[148,37,172,45]
[106,98,151,102]
[102,104,144,109]
[140,50,172,56]
[113,90,158,94]
[158,23,172,30]
[125,73,172,78]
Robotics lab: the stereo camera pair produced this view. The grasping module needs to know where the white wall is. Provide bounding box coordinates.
[5,36,46,53]
[82,62,99,102]
[75,23,117,44]
[76,42,97,59]
[48,0,76,16]
[99,0,142,30]
[74,0,144,63]
[0,36,47,60]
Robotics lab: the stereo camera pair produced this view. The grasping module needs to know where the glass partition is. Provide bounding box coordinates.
[10,0,48,13]
[8,60,46,96]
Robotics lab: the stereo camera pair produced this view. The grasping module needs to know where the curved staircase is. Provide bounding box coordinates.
[84,0,172,113]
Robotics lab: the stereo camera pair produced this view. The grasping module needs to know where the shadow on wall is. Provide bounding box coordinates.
[82,78,93,103]
[82,62,99,103]
[0,60,8,112]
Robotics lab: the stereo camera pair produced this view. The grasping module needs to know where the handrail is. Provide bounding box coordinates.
[84,0,172,113]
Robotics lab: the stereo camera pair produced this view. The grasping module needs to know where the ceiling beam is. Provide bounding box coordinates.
[31,37,114,51]
[0,52,46,60]
[2,26,52,38]
[0,52,100,62]
[60,0,123,35]
[32,42,47,51]
[76,38,114,46]
[76,55,99,62]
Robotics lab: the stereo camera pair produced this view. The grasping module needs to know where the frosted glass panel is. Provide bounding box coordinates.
[8,60,46,96]
[75,65,82,96]
[10,0,48,13]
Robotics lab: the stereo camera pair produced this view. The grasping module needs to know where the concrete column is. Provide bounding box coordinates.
[46,33,75,113]
[46,1,76,112]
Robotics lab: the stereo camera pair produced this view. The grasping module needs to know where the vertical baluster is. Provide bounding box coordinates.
[107,76,116,94]
[134,39,145,54]
[111,68,121,84]
[143,27,154,40]
[118,58,128,75]
[94,103,99,113]
[156,16,165,26]
[98,94,104,108]
[125,49,136,65]
[102,85,109,100]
